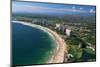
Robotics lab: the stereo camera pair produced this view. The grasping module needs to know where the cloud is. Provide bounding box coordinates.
[79,7,83,10]
[90,9,95,13]
[13,4,95,14]
[72,6,75,9]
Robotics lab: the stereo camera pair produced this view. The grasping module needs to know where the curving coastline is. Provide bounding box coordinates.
[12,21,67,63]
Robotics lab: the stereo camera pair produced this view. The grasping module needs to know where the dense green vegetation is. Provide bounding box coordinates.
[12,14,96,63]
[64,23,96,62]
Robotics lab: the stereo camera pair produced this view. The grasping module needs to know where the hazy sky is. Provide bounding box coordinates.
[12,1,96,16]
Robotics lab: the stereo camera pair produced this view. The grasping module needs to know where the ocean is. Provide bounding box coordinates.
[12,22,57,66]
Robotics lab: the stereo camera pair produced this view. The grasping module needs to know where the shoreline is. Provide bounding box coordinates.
[12,21,67,63]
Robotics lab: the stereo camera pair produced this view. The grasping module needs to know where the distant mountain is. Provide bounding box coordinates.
[12,11,95,23]
[62,15,95,23]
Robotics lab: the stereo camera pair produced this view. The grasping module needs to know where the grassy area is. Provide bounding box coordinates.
[68,45,82,60]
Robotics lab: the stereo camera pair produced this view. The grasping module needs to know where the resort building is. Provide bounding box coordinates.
[32,19,48,25]
[55,24,60,29]
[55,23,71,36]
[65,29,71,36]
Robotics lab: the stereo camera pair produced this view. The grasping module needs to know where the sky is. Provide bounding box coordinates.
[12,1,96,16]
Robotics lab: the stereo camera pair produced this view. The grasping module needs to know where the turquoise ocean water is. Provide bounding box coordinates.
[12,22,57,66]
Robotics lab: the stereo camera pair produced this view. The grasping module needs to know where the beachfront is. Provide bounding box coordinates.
[13,21,67,63]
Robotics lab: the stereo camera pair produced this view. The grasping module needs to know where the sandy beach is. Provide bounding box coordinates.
[13,21,67,63]
[44,26,67,63]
